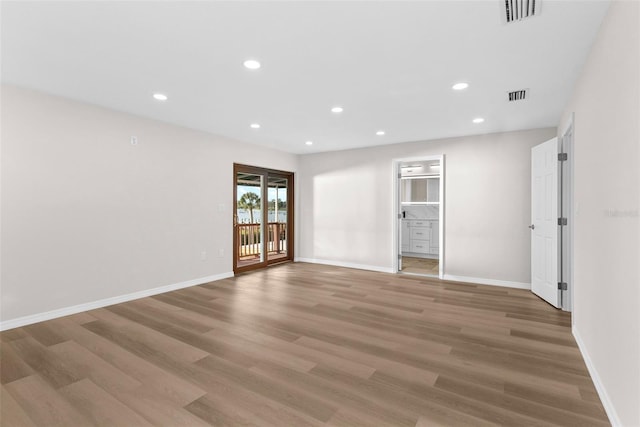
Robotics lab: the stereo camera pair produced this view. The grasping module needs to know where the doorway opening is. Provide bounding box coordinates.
[233,164,294,274]
[394,156,444,278]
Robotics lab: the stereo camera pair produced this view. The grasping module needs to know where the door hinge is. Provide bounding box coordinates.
[558,282,568,291]
[398,254,402,260]
[398,213,402,219]
[398,173,402,179]
[558,218,567,226]
[558,153,568,161]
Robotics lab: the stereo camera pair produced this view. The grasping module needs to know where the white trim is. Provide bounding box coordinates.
[0,272,234,331]
[295,258,395,274]
[443,274,530,290]
[439,156,445,278]
[559,112,575,140]
[393,160,401,272]
[293,261,528,289]
[572,326,619,427]
[559,114,575,313]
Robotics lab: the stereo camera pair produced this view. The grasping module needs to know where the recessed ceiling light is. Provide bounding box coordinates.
[472,117,485,123]
[331,106,344,113]
[452,82,469,91]
[153,93,168,101]
[250,123,260,129]
[376,130,385,136]
[243,59,261,70]
[305,141,313,146]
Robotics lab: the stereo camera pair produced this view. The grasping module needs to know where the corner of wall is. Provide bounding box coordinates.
[572,325,622,427]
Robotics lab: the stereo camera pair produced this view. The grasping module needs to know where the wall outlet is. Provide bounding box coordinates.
[130,136,138,145]
[200,251,207,261]
[218,249,224,258]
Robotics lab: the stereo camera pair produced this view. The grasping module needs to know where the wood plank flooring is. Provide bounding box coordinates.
[1,262,609,426]
[401,257,439,275]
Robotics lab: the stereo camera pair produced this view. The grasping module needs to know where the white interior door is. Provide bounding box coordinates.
[531,137,559,307]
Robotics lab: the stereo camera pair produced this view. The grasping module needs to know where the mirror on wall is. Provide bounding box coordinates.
[401,177,439,204]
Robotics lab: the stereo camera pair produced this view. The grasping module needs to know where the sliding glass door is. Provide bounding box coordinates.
[233,164,294,274]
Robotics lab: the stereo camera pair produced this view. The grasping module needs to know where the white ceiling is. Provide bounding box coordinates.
[1,1,610,154]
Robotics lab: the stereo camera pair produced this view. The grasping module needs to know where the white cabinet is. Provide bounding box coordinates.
[410,220,428,227]
[401,221,410,252]
[429,220,439,254]
[410,226,430,254]
[410,227,431,241]
[402,220,438,257]
[410,241,430,253]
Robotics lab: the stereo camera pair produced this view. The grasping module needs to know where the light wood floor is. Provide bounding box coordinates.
[1,263,609,426]
[401,256,439,276]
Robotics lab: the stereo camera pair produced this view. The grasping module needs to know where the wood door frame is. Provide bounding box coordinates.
[233,163,294,274]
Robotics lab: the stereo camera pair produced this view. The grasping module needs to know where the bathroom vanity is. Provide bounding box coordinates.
[401,218,439,258]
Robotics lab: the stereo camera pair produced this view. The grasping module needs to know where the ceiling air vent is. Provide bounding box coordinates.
[502,0,541,23]
[508,89,529,102]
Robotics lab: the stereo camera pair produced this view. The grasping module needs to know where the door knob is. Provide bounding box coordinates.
[529,224,535,230]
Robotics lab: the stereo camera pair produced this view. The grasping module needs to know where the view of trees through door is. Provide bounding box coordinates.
[233,164,294,273]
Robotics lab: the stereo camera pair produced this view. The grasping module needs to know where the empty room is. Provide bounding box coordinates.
[1,1,638,426]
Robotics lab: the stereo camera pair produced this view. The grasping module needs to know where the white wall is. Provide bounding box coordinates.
[297,127,556,285]
[559,1,639,425]
[0,85,298,324]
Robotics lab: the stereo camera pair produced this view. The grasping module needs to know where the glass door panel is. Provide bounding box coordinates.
[235,171,265,270]
[267,174,289,263]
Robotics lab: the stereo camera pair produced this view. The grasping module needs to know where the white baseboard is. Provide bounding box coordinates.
[295,257,395,274]
[443,274,531,290]
[0,272,234,331]
[572,326,620,427]
[294,259,528,289]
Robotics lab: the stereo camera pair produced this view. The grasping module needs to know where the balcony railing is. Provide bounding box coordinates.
[237,222,287,259]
